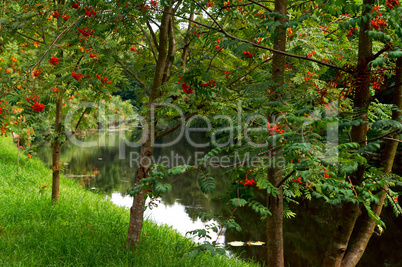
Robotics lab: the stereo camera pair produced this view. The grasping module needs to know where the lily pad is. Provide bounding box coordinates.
[247,241,265,246]
[227,241,245,247]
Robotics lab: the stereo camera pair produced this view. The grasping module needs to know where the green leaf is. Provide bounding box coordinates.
[198,176,216,194]
[230,198,247,207]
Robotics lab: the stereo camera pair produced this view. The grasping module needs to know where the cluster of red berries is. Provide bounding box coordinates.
[72,1,80,9]
[200,80,216,87]
[97,74,112,84]
[307,50,316,58]
[84,8,96,17]
[371,17,387,30]
[150,0,158,7]
[292,177,302,183]
[267,122,284,135]
[181,82,193,94]
[72,72,84,81]
[223,1,230,11]
[240,179,256,187]
[51,87,59,95]
[304,71,315,81]
[32,102,45,112]
[53,11,59,18]
[386,0,400,9]
[48,56,59,65]
[62,13,69,21]
[346,27,358,37]
[78,28,94,37]
[26,95,39,102]
[33,69,43,79]
[243,51,252,58]
[322,168,330,178]
[206,1,214,7]
[373,81,381,90]
[255,10,264,16]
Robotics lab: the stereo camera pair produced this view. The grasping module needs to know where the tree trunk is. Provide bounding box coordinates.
[340,57,402,267]
[52,96,63,202]
[126,6,173,249]
[322,1,374,265]
[51,1,64,203]
[126,130,154,248]
[267,167,284,266]
[266,0,286,266]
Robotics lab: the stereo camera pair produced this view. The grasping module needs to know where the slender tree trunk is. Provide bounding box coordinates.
[127,124,154,247]
[181,12,194,67]
[51,1,64,203]
[340,57,402,267]
[52,96,63,202]
[266,0,286,266]
[126,6,173,249]
[322,1,374,265]
[16,117,21,179]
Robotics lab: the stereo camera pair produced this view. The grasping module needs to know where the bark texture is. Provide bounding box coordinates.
[266,0,286,266]
[51,96,63,202]
[322,1,374,266]
[126,6,175,249]
[341,57,402,267]
[51,2,64,202]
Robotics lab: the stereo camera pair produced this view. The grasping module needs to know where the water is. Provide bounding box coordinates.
[36,130,402,266]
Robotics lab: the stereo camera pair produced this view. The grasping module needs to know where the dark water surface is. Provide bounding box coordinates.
[36,131,402,266]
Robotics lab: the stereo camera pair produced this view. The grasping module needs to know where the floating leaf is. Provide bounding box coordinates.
[227,241,245,247]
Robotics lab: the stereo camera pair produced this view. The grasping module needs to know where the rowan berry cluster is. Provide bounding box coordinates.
[239,179,256,187]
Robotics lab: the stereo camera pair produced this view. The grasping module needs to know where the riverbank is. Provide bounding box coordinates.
[0,136,258,267]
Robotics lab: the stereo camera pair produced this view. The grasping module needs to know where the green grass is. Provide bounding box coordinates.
[0,136,258,267]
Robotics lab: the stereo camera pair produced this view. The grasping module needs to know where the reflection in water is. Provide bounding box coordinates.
[36,130,402,266]
[110,193,224,245]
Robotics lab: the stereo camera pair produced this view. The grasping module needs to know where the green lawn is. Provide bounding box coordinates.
[0,136,258,266]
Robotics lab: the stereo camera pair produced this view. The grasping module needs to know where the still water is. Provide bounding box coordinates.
[36,130,402,266]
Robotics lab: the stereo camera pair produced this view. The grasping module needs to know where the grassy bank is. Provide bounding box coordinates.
[0,136,258,267]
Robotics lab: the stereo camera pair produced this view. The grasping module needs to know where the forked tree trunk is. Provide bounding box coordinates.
[266,0,286,266]
[126,6,174,249]
[322,1,374,265]
[340,57,402,267]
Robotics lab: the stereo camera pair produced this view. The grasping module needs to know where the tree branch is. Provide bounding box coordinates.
[116,60,151,95]
[275,170,296,188]
[163,4,349,73]
[146,20,159,50]
[15,31,45,45]
[248,0,273,12]
[25,15,84,79]
[371,44,392,61]
[361,129,400,143]
[140,26,158,63]
[162,16,176,83]
[181,12,195,67]
[383,137,402,143]
[155,112,197,139]
[227,57,273,89]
